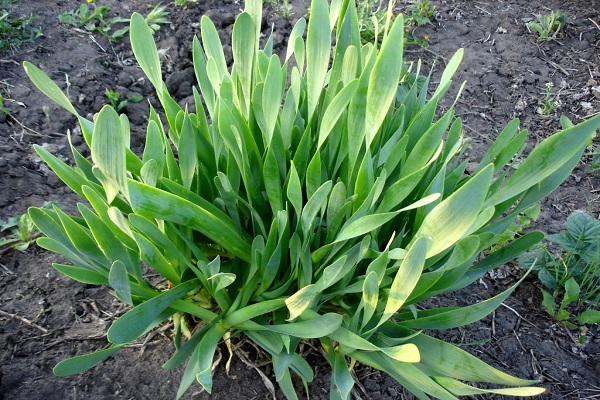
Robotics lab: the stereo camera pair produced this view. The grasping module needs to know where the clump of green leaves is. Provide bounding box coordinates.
[490,204,540,253]
[58,3,169,41]
[24,0,600,398]
[588,146,600,172]
[58,3,129,40]
[406,0,435,26]
[0,0,42,54]
[356,0,387,43]
[143,4,171,32]
[538,82,560,116]
[104,89,143,112]
[519,211,600,327]
[526,11,567,41]
[266,0,292,18]
[175,0,197,7]
[0,203,58,251]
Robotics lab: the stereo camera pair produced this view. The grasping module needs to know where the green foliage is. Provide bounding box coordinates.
[24,0,600,398]
[58,3,169,41]
[356,0,387,43]
[519,211,600,326]
[490,204,540,253]
[526,11,567,41]
[143,4,171,32]
[104,89,143,112]
[266,0,292,18]
[0,92,10,115]
[0,202,58,251]
[538,82,559,116]
[175,0,197,7]
[406,0,435,26]
[0,0,42,54]
[589,146,600,172]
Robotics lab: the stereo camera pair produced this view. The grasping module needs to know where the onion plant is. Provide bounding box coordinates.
[23,0,600,398]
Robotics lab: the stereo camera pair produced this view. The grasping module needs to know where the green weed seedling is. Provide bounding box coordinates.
[104,89,143,112]
[356,0,387,43]
[526,11,567,41]
[406,0,435,26]
[265,0,292,18]
[175,0,198,7]
[23,0,600,397]
[519,211,600,327]
[538,82,559,116]
[0,92,11,115]
[0,203,58,251]
[0,0,42,53]
[58,3,169,41]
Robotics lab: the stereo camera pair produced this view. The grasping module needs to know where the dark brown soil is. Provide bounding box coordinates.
[1,0,599,399]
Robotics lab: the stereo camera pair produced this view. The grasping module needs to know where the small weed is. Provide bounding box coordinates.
[490,204,540,252]
[143,4,171,32]
[105,88,143,112]
[406,0,435,26]
[538,82,560,115]
[356,0,387,43]
[266,0,292,18]
[0,92,10,115]
[174,0,197,7]
[588,146,600,172]
[0,0,42,53]
[0,202,59,251]
[58,3,169,41]
[526,11,567,41]
[519,211,600,327]
[58,3,129,41]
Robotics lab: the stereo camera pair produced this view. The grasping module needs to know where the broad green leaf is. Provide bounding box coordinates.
[195,324,228,393]
[130,13,162,89]
[486,113,600,206]
[264,145,283,214]
[335,194,439,243]
[575,310,600,325]
[23,61,78,116]
[133,232,181,284]
[201,16,228,83]
[301,180,332,235]
[53,345,124,376]
[285,284,318,320]
[107,279,199,344]
[91,106,128,203]
[415,164,493,257]
[379,236,429,325]
[306,0,331,119]
[266,313,342,338]
[360,271,379,328]
[364,15,404,146]
[52,263,108,285]
[262,55,283,144]
[128,180,252,262]
[399,276,525,330]
[318,79,359,148]
[332,352,354,399]
[178,112,197,190]
[433,377,544,396]
[287,162,303,218]
[109,260,133,305]
[232,12,255,117]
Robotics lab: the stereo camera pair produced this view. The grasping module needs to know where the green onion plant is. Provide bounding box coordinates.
[23,0,600,398]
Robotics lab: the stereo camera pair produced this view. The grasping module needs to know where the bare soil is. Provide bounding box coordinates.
[1,0,599,399]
